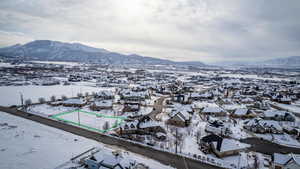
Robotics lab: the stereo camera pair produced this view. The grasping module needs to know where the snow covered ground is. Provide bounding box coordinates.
[28,104,74,116]
[54,110,123,132]
[0,111,99,169]
[30,61,80,66]
[0,111,173,169]
[0,85,107,106]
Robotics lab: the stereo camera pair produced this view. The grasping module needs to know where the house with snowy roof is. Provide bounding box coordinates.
[117,117,166,141]
[122,101,141,112]
[243,118,283,134]
[201,106,227,117]
[85,149,144,169]
[96,90,115,100]
[200,134,250,158]
[231,108,255,118]
[273,153,300,169]
[189,92,214,101]
[61,98,86,107]
[90,99,113,111]
[119,89,150,101]
[205,121,232,137]
[263,110,295,122]
[167,109,191,127]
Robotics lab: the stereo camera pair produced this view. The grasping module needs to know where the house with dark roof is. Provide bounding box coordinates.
[273,153,300,169]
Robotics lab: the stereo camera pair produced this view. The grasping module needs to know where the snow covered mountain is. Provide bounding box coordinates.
[0,40,206,66]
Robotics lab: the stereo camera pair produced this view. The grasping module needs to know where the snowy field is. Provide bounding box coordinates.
[0,111,99,169]
[30,61,80,66]
[28,104,75,116]
[0,85,109,106]
[52,110,124,133]
[0,111,173,169]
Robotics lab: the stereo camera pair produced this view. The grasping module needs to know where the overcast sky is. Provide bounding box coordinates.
[0,0,299,63]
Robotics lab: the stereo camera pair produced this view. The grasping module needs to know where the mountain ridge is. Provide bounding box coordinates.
[0,40,206,66]
[212,56,300,67]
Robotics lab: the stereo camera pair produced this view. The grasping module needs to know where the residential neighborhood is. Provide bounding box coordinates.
[0,60,299,169]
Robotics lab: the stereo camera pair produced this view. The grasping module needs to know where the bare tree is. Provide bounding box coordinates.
[25,99,32,106]
[77,93,83,98]
[113,120,119,128]
[85,92,89,97]
[38,97,46,104]
[103,121,110,131]
[50,95,56,102]
[196,130,202,143]
[61,95,67,101]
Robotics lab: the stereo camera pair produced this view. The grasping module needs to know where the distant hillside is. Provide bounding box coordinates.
[0,40,206,66]
[212,56,300,68]
[261,56,300,67]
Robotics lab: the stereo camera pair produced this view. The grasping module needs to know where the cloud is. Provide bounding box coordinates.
[0,0,299,63]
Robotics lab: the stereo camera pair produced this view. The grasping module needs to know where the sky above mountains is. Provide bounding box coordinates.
[0,0,300,63]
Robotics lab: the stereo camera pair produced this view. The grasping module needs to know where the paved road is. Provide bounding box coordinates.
[241,137,300,155]
[0,106,224,169]
[148,96,168,120]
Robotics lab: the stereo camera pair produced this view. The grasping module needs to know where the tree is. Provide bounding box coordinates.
[77,93,83,97]
[25,99,32,106]
[103,121,110,131]
[196,130,202,143]
[50,95,56,102]
[113,120,119,128]
[85,92,89,97]
[61,95,67,100]
[38,97,46,104]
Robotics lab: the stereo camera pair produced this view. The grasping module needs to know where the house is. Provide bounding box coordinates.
[120,89,150,102]
[122,101,141,112]
[90,99,113,111]
[273,153,300,169]
[189,92,214,101]
[96,90,115,100]
[263,110,295,122]
[272,94,292,104]
[239,97,255,104]
[167,110,191,127]
[205,120,232,137]
[243,118,283,134]
[117,116,167,141]
[171,94,189,104]
[231,108,255,118]
[200,134,250,158]
[201,106,227,117]
[61,98,86,107]
[252,101,270,110]
[48,101,62,106]
[84,149,147,169]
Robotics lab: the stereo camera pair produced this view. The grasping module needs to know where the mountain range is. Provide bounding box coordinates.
[0,40,206,66]
[212,56,300,68]
[0,40,299,68]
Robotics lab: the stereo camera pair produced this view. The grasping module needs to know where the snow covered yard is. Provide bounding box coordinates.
[51,109,125,133]
[0,85,110,106]
[27,104,75,116]
[0,111,99,169]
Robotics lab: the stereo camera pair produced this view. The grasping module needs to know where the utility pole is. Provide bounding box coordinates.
[77,108,80,126]
[20,92,24,107]
[175,128,178,154]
